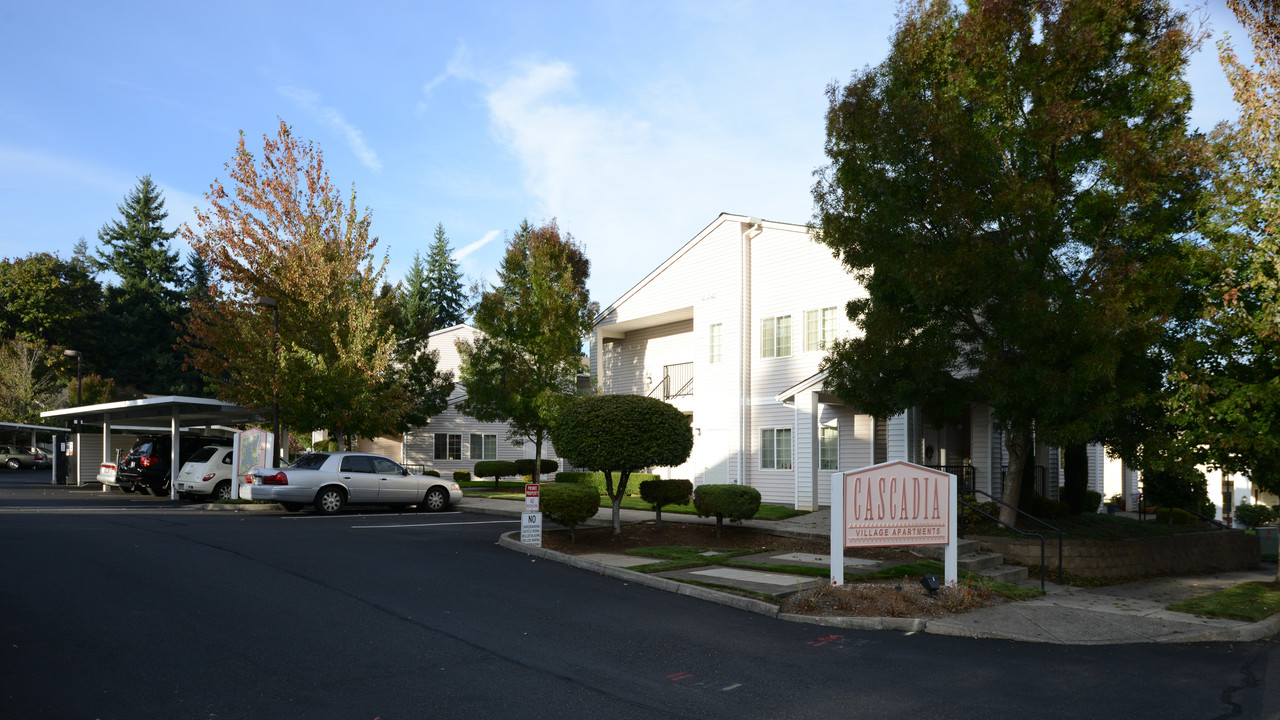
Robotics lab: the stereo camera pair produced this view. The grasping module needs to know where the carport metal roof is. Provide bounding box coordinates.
[41,395,262,430]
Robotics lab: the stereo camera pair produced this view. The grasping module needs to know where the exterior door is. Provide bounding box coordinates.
[338,455,379,502]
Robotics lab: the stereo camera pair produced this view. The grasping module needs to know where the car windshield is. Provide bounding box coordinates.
[291,453,328,471]
[130,439,157,455]
[186,447,219,464]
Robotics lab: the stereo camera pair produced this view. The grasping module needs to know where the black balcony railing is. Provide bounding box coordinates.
[663,362,693,399]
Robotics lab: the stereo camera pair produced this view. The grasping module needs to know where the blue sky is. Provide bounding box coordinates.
[0,1,1249,308]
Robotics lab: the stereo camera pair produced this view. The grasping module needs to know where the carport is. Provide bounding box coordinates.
[41,396,263,497]
[0,421,69,482]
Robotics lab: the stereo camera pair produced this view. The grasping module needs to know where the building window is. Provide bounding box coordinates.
[761,315,791,358]
[805,307,837,351]
[820,425,839,470]
[469,433,497,460]
[709,323,722,364]
[760,427,793,470]
[434,433,461,460]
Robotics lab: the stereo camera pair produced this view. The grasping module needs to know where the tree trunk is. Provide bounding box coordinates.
[531,431,543,484]
[999,424,1033,528]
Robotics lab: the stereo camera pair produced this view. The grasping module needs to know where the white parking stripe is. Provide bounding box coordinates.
[351,519,520,529]
[281,511,464,520]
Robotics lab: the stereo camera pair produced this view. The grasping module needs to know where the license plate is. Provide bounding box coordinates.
[178,483,189,491]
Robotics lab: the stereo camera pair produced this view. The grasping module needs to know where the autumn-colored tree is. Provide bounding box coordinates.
[1170,1,1280,505]
[181,120,451,447]
[813,0,1206,526]
[0,338,65,423]
[458,220,593,482]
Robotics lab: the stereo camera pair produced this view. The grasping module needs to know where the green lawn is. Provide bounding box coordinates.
[1167,581,1280,622]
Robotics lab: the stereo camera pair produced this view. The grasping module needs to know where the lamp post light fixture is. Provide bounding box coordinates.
[63,349,83,406]
[253,297,281,468]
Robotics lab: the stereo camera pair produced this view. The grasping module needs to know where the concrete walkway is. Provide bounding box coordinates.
[463,495,1280,644]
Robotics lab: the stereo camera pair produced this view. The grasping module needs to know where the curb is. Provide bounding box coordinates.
[498,532,781,618]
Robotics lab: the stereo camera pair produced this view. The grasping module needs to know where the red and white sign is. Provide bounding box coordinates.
[842,463,950,547]
[525,483,540,512]
[831,460,957,587]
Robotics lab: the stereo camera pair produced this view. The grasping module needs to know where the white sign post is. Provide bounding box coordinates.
[521,483,542,546]
[831,461,957,587]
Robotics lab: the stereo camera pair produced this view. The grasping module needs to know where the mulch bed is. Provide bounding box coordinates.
[537,520,1006,617]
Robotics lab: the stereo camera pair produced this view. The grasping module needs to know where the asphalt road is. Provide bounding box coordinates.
[1,469,1277,719]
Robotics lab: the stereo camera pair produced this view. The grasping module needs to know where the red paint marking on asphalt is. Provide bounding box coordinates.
[807,634,844,647]
[667,671,693,681]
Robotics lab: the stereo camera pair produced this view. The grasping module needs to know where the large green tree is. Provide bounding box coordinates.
[0,252,101,349]
[812,0,1206,525]
[549,394,693,533]
[182,120,452,447]
[422,223,469,330]
[458,220,594,482]
[1171,0,1280,500]
[0,338,65,423]
[94,176,202,395]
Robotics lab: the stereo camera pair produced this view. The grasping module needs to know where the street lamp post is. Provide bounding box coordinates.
[253,297,281,468]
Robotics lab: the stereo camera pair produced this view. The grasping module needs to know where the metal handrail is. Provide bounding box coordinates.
[962,488,1064,585]
[958,496,1047,593]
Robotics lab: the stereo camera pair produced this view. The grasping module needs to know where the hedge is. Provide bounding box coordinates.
[693,484,761,537]
[639,479,692,528]
[453,470,471,482]
[513,458,559,480]
[541,483,600,541]
[474,460,520,488]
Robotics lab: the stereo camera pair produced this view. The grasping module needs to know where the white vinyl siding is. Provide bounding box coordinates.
[804,307,837,352]
[469,433,497,460]
[709,323,722,364]
[761,315,791,358]
[760,427,792,470]
[819,425,839,470]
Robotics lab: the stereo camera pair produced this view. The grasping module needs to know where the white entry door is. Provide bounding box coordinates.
[700,429,729,485]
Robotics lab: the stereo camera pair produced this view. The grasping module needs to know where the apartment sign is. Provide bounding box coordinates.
[830,460,957,587]
[842,462,950,547]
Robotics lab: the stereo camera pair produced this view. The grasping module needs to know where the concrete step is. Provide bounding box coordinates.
[914,539,981,561]
[958,552,1005,573]
[979,564,1029,584]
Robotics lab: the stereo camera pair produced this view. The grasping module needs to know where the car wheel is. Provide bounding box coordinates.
[4,458,19,470]
[150,482,170,497]
[119,483,135,493]
[281,502,305,512]
[422,486,449,512]
[314,487,346,515]
[211,481,232,502]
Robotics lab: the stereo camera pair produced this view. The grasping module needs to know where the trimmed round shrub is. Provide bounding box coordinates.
[453,470,471,482]
[1235,503,1274,529]
[639,479,692,527]
[514,458,559,478]
[1083,490,1103,514]
[693,484,761,537]
[423,469,441,478]
[474,460,520,487]
[541,483,601,541]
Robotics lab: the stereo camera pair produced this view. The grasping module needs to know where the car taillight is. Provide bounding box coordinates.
[100,464,115,472]
[201,473,216,483]
[261,472,288,486]
[34,454,45,461]
[140,457,156,468]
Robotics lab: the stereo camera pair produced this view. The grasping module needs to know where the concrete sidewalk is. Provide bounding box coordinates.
[464,495,1280,644]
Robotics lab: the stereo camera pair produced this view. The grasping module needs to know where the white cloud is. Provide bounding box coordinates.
[278,86,383,172]
[456,229,501,261]
[479,58,819,304]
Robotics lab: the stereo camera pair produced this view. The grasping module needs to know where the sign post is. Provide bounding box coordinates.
[521,483,542,547]
[831,461,957,587]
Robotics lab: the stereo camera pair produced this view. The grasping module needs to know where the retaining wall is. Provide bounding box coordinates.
[971,530,1260,578]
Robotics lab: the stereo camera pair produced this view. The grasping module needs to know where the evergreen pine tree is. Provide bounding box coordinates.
[93,176,198,395]
[421,223,468,330]
[399,251,431,332]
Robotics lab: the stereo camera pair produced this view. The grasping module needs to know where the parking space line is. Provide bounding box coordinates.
[351,519,520,529]
[282,511,463,521]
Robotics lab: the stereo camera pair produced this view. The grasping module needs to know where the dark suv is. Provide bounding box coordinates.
[117,435,231,496]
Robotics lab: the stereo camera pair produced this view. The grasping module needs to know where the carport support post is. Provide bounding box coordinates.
[830,470,844,586]
[170,407,180,500]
